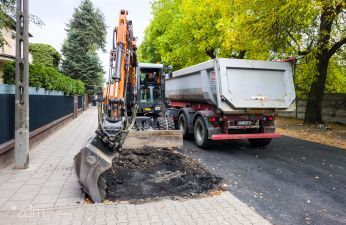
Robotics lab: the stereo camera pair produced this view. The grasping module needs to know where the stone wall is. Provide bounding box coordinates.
[279,94,346,124]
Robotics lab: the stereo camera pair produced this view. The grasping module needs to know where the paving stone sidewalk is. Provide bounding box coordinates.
[0,107,271,225]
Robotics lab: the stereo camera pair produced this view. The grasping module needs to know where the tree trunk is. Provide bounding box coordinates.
[238,50,246,59]
[304,55,329,124]
[303,3,338,124]
[206,49,216,59]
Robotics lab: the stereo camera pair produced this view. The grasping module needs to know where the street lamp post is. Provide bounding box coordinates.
[14,0,29,169]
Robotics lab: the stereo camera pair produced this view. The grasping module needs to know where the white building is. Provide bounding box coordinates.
[0,24,16,84]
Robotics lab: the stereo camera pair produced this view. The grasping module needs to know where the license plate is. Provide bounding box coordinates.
[237,121,252,126]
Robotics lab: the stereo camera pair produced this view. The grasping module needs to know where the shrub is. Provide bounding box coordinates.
[3,61,15,84]
[29,43,61,69]
[3,61,85,95]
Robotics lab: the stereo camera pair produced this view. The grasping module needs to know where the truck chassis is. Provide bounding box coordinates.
[166,100,281,148]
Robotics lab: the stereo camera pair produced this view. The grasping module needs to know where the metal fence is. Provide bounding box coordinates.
[78,95,83,109]
[0,94,75,145]
[30,95,74,131]
[0,94,15,145]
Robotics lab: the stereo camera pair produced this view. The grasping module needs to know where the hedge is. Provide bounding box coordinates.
[3,61,85,95]
[29,43,61,69]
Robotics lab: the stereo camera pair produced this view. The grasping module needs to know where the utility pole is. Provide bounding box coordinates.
[14,0,29,169]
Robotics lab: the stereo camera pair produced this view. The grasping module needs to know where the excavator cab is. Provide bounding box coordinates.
[74,10,182,203]
[134,63,177,131]
[137,64,165,110]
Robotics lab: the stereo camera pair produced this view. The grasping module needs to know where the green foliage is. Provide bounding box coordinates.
[61,0,106,93]
[0,0,15,49]
[325,58,346,93]
[140,0,345,94]
[1,1,44,49]
[3,61,85,95]
[139,0,219,69]
[3,60,15,83]
[295,56,346,95]
[29,43,61,69]
[137,24,162,64]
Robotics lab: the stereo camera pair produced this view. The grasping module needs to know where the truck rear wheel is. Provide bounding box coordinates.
[248,138,272,147]
[179,113,191,139]
[157,117,175,130]
[194,117,211,148]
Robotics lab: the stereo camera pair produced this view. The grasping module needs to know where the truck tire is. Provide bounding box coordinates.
[178,113,191,139]
[157,117,175,130]
[194,116,211,148]
[248,138,272,147]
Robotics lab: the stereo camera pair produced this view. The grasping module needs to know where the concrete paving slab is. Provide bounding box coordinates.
[32,194,59,204]
[0,189,17,198]
[9,191,37,201]
[1,200,31,211]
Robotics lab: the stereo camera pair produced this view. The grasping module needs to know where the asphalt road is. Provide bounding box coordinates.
[179,137,346,225]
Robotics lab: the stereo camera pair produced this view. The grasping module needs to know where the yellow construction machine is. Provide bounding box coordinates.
[74,10,182,203]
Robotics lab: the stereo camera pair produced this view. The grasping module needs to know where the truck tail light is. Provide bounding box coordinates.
[264,116,274,121]
[208,117,218,123]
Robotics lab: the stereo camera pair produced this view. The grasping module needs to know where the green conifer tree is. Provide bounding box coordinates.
[61,0,106,93]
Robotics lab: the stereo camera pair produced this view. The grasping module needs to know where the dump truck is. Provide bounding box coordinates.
[164,58,296,148]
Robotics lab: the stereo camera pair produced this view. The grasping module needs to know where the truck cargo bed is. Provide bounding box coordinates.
[165,58,296,113]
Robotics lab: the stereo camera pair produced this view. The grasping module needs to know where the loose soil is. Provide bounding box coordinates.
[103,146,222,202]
[276,117,346,149]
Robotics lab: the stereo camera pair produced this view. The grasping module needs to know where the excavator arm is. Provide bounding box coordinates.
[98,10,138,149]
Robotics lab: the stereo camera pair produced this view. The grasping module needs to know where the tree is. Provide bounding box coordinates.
[0,0,15,49]
[303,2,345,124]
[29,43,61,69]
[141,0,345,124]
[61,0,106,93]
[228,0,345,124]
[0,0,44,49]
[140,0,228,69]
[139,0,271,69]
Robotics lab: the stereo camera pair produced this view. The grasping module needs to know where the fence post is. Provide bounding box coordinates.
[14,0,30,169]
[74,96,78,118]
[83,94,88,111]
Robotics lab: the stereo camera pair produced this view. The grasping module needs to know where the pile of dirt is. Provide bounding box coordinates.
[103,146,222,202]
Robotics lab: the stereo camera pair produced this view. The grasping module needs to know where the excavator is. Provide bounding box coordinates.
[74,10,182,203]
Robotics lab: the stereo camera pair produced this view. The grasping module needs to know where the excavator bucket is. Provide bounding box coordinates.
[74,130,183,203]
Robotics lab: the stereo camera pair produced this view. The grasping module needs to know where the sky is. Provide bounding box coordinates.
[29,0,152,78]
